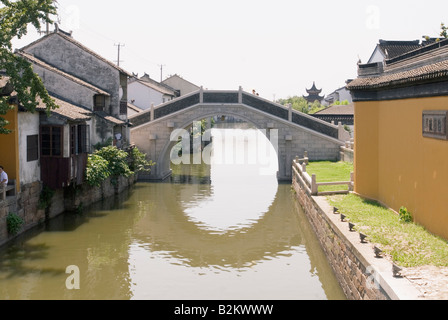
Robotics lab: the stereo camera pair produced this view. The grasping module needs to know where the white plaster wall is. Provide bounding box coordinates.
[34,64,96,109]
[18,112,41,185]
[128,81,164,110]
[368,47,385,63]
[337,88,353,103]
[163,76,200,96]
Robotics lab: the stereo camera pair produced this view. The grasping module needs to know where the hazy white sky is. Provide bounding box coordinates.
[11,0,448,101]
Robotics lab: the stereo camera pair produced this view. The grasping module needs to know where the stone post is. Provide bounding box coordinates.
[350,172,354,191]
[199,86,204,103]
[311,174,318,195]
[288,103,292,122]
[150,103,155,121]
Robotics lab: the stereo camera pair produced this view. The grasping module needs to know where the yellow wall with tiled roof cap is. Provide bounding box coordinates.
[354,96,448,240]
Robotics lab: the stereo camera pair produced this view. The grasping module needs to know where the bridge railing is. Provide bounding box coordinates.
[241,92,340,139]
[292,155,354,196]
[129,87,343,140]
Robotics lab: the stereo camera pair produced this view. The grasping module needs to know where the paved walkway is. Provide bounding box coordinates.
[402,266,448,300]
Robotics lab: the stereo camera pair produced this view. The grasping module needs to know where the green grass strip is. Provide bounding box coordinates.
[305,161,448,267]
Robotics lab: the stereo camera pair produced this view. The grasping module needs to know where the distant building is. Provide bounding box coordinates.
[128,74,178,111]
[127,101,143,117]
[367,39,422,63]
[312,103,354,136]
[303,82,324,104]
[324,85,353,106]
[162,74,200,97]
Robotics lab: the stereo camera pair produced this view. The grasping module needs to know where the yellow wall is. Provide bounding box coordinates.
[355,96,448,240]
[0,106,20,192]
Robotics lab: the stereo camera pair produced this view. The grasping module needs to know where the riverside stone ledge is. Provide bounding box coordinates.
[292,175,423,300]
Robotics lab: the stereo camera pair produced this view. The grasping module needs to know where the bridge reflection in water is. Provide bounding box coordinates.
[129,127,345,300]
[0,126,345,300]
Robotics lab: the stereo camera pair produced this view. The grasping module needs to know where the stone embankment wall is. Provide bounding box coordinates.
[0,175,136,247]
[292,171,421,300]
[0,181,44,247]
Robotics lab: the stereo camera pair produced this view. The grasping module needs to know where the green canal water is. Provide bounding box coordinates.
[0,127,345,300]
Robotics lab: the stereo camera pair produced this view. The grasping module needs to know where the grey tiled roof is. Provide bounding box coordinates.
[37,96,92,121]
[349,40,448,91]
[314,104,354,115]
[377,40,422,59]
[348,59,448,90]
[94,111,126,125]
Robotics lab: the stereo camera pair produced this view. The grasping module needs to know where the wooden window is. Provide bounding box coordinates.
[27,135,39,162]
[41,126,63,157]
[77,124,90,154]
[94,95,106,111]
[70,125,76,155]
[70,124,91,155]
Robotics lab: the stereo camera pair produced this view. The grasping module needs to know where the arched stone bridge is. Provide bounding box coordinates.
[129,87,349,181]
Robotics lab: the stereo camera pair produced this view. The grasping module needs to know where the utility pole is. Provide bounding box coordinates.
[158,64,166,82]
[114,43,125,67]
[38,3,52,35]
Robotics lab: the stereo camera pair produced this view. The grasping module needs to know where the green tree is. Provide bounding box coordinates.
[278,96,326,114]
[333,100,349,105]
[86,146,155,187]
[0,0,58,134]
[441,22,448,39]
[277,96,310,113]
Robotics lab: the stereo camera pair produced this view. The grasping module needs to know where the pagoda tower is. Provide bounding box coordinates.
[303,82,324,103]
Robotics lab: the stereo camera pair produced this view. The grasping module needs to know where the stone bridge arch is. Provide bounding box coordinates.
[129,88,348,181]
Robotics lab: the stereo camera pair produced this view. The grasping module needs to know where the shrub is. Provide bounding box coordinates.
[399,206,413,223]
[128,147,155,173]
[86,146,156,187]
[86,153,111,187]
[95,146,133,179]
[38,184,55,210]
[6,212,24,235]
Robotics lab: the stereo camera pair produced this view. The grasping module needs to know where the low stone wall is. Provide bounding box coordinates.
[0,181,45,247]
[292,171,422,300]
[0,175,137,248]
[63,175,137,213]
[340,140,354,163]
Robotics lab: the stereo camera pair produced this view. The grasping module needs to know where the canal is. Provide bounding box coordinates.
[0,125,345,300]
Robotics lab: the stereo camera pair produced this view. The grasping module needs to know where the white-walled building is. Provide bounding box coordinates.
[128,74,177,111]
[162,74,200,96]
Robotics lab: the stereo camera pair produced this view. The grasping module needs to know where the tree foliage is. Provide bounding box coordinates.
[86,146,155,187]
[277,96,326,114]
[333,100,350,105]
[0,0,58,134]
[441,22,448,39]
